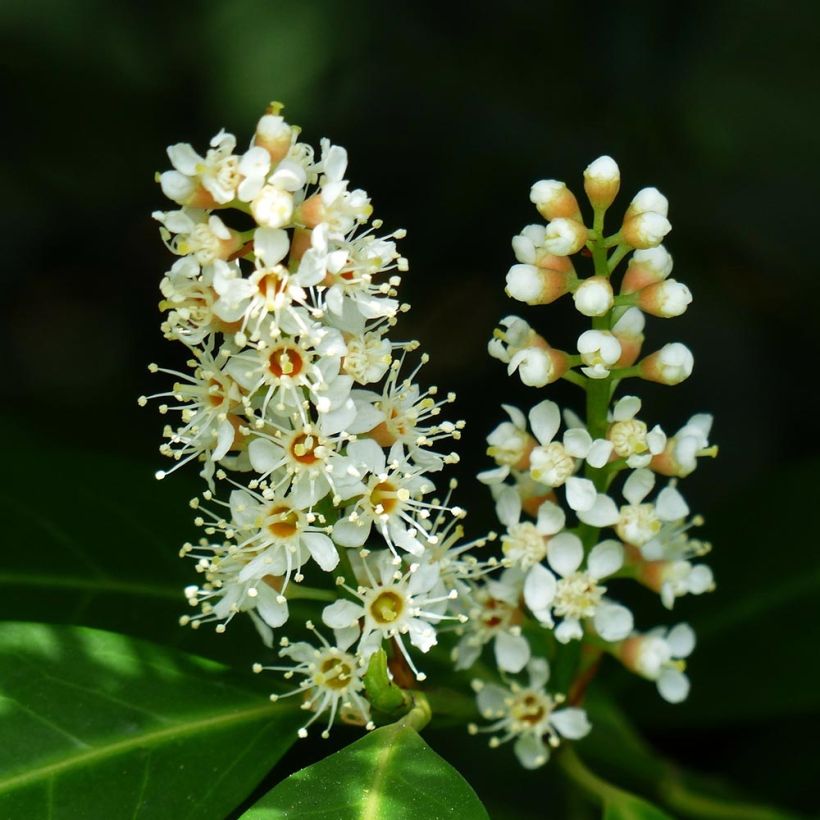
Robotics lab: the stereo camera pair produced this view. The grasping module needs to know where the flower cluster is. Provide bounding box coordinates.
[467,156,717,767]
[144,105,483,737]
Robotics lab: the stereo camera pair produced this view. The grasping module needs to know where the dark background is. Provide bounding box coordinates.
[2,0,819,816]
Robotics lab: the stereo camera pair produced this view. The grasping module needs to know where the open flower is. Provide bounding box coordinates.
[469,658,591,769]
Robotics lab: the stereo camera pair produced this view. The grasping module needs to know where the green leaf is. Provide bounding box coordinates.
[240,721,489,819]
[0,442,266,665]
[0,622,301,819]
[603,794,673,820]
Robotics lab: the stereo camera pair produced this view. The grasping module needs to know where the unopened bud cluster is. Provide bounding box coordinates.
[471,156,717,769]
[143,104,487,739]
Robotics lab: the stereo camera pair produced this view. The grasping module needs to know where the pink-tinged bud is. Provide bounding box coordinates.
[522,489,558,518]
[622,211,671,249]
[625,187,669,219]
[288,227,313,267]
[621,246,673,293]
[584,155,620,210]
[543,218,588,256]
[505,263,573,305]
[612,307,645,367]
[530,180,582,221]
[254,110,293,164]
[639,343,694,385]
[297,193,325,228]
[508,344,569,387]
[159,171,219,209]
[638,279,692,318]
[573,276,614,317]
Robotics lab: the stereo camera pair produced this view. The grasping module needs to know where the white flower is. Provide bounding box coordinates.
[164,130,240,205]
[573,276,614,317]
[577,330,622,379]
[322,551,455,679]
[523,532,632,643]
[652,413,715,477]
[255,623,373,737]
[621,624,695,703]
[454,568,530,674]
[478,404,535,484]
[251,184,294,228]
[607,395,667,468]
[469,658,591,769]
[529,180,580,221]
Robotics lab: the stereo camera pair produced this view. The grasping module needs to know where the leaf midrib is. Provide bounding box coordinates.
[360,726,404,820]
[0,700,279,794]
[0,572,180,601]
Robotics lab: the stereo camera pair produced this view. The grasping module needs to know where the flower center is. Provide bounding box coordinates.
[289,432,320,465]
[502,522,548,567]
[368,589,405,625]
[616,503,661,546]
[268,345,304,378]
[509,691,551,727]
[314,652,355,691]
[529,442,575,487]
[369,480,400,515]
[609,420,648,457]
[257,270,285,299]
[552,571,603,620]
[267,504,301,539]
[479,596,517,632]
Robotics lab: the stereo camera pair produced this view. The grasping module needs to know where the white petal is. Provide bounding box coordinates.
[477,465,510,485]
[256,586,289,628]
[612,395,641,422]
[563,428,593,458]
[502,403,527,430]
[623,468,655,505]
[514,733,549,769]
[555,618,583,643]
[587,540,624,579]
[586,438,614,468]
[302,532,339,572]
[346,438,386,474]
[565,477,597,512]
[656,486,690,521]
[536,500,565,535]
[248,438,280,474]
[523,564,557,612]
[331,518,371,548]
[454,638,482,671]
[322,599,362,629]
[494,631,531,674]
[254,227,290,266]
[495,486,522,528]
[658,669,690,703]
[551,708,592,739]
[477,683,508,717]
[527,657,551,689]
[408,618,437,653]
[547,532,584,577]
[667,623,696,658]
[528,400,561,445]
[334,624,361,652]
[577,494,620,527]
[593,602,633,642]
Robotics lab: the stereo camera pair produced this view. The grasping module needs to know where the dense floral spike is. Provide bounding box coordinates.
[146,104,481,736]
[469,156,717,768]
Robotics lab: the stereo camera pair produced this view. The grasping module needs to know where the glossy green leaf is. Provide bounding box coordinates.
[0,622,301,819]
[241,721,489,819]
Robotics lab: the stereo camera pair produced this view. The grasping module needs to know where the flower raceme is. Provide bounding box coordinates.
[473,156,717,767]
[145,104,484,739]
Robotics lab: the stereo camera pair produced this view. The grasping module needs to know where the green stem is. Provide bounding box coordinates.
[558,747,624,806]
[607,244,630,273]
[399,691,432,732]
[286,585,337,602]
[562,370,588,389]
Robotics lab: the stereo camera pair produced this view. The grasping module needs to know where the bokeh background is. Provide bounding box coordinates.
[2,0,818,816]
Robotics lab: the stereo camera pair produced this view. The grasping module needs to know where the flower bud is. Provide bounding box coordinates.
[625,187,669,219]
[508,345,569,387]
[506,263,573,306]
[621,246,673,293]
[612,307,645,367]
[573,276,614,317]
[622,211,672,249]
[254,111,293,164]
[543,218,588,256]
[638,279,692,318]
[583,155,620,210]
[512,224,546,263]
[577,330,622,379]
[252,185,294,228]
[530,180,581,221]
[639,343,694,385]
[159,171,218,209]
